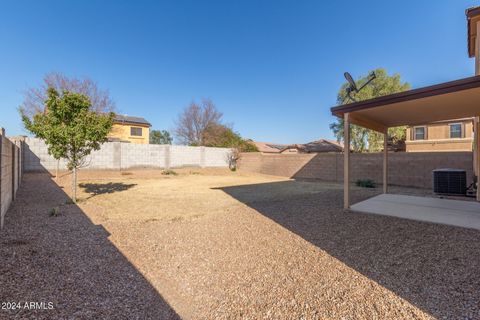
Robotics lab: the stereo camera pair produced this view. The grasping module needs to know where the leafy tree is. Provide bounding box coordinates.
[202,124,258,152]
[150,130,173,144]
[20,88,114,203]
[174,99,223,145]
[330,68,411,152]
[202,124,257,170]
[368,126,407,152]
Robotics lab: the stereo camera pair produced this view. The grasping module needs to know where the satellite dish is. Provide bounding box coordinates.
[344,72,357,92]
[342,71,376,103]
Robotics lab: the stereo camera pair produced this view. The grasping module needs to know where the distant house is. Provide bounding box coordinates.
[281,139,344,154]
[252,141,289,153]
[108,115,151,144]
[252,139,343,154]
[405,118,474,152]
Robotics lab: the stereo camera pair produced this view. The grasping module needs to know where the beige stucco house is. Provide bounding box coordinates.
[405,118,474,152]
[108,115,151,144]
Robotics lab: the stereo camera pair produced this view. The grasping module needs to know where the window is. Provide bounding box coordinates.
[450,123,462,138]
[414,126,426,140]
[130,127,143,136]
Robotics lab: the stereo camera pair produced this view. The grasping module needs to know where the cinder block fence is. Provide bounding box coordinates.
[23,138,232,172]
[0,129,23,229]
[238,152,474,189]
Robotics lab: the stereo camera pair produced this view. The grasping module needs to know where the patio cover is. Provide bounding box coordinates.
[330,76,480,207]
[331,76,480,132]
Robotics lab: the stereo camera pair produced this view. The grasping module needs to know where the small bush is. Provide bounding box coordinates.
[121,171,133,176]
[356,179,376,188]
[49,207,60,217]
[162,169,178,176]
[65,198,75,205]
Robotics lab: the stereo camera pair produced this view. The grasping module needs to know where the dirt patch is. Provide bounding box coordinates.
[1,170,479,319]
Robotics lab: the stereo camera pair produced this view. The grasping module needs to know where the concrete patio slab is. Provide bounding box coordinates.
[351,194,480,230]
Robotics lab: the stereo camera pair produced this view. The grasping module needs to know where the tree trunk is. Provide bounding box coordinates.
[56,159,59,181]
[72,167,77,203]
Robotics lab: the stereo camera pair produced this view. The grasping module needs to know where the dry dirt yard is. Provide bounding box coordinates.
[1,169,480,319]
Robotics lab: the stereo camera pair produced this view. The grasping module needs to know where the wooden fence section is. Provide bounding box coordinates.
[0,128,24,229]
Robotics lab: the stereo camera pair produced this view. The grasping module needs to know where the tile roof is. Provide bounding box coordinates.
[252,141,288,153]
[253,139,343,153]
[283,139,343,153]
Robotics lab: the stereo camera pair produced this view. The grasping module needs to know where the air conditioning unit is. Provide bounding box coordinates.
[433,169,467,195]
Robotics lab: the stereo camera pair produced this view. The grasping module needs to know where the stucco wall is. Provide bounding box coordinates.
[238,152,474,189]
[406,139,473,152]
[109,123,150,144]
[406,120,474,152]
[23,138,231,172]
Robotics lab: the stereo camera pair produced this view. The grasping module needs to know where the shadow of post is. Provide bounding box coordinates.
[216,180,480,319]
[0,173,179,319]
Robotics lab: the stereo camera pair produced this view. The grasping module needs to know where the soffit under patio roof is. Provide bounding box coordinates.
[330,76,480,132]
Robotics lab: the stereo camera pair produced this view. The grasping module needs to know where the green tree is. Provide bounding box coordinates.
[202,124,258,152]
[330,68,411,152]
[202,124,257,170]
[20,88,113,203]
[150,130,173,144]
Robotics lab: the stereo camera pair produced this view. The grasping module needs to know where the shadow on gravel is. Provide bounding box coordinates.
[217,180,480,319]
[0,173,179,319]
[79,182,137,199]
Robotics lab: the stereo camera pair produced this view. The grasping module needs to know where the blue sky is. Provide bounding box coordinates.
[0,0,477,143]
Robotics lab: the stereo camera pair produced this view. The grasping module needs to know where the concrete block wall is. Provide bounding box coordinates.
[120,143,167,169]
[238,151,474,189]
[24,138,68,172]
[23,138,232,171]
[86,142,119,169]
[1,129,23,229]
[205,147,234,167]
[170,146,203,168]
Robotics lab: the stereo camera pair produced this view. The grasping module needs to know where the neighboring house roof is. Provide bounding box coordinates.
[282,139,344,153]
[253,139,344,153]
[253,141,289,153]
[114,114,151,127]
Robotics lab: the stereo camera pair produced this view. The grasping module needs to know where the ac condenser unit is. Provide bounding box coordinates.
[433,169,467,195]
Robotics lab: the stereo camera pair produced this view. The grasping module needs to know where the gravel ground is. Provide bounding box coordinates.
[1,169,479,319]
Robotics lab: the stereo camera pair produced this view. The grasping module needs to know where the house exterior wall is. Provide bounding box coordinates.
[405,119,474,152]
[108,123,150,144]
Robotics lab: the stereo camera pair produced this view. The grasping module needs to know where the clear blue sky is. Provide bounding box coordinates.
[0,0,477,143]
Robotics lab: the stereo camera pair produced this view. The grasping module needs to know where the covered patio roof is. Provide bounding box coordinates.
[330,76,480,209]
[331,76,480,132]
